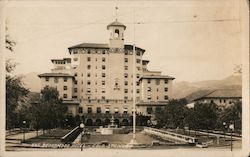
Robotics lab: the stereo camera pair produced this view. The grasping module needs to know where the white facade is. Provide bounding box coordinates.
[38,20,175,125]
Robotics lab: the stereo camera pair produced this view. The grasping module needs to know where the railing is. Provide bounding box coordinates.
[144,127,198,144]
[80,99,133,104]
[61,126,83,144]
[83,113,130,119]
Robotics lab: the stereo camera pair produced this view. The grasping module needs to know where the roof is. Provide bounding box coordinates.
[68,43,145,53]
[38,73,74,78]
[107,20,126,30]
[194,89,242,101]
[68,43,109,49]
[139,75,175,81]
[51,58,71,63]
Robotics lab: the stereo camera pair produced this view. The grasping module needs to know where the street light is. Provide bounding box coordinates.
[229,122,234,151]
[223,122,227,139]
[22,120,26,142]
[79,122,85,151]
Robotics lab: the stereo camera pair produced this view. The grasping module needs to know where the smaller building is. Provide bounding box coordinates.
[193,89,242,108]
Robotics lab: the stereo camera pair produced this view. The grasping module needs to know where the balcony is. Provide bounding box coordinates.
[82,113,130,119]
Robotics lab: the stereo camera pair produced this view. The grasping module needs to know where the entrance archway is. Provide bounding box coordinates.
[86,119,93,126]
[104,119,110,126]
[114,119,120,127]
[95,119,102,126]
[121,119,129,126]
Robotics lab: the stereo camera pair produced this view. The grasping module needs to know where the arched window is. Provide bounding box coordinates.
[114,29,119,38]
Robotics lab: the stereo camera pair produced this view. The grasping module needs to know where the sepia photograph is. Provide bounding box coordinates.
[1,0,249,156]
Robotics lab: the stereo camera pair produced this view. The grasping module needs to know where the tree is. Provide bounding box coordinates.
[220,101,242,132]
[154,98,188,129]
[29,86,67,130]
[192,103,219,130]
[5,32,29,129]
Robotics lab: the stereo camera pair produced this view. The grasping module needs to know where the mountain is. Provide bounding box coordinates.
[172,75,242,102]
[22,72,41,92]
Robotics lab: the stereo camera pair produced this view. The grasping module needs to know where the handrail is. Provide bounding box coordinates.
[144,127,198,144]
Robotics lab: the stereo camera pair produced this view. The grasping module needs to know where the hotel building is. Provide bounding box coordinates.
[38,20,175,126]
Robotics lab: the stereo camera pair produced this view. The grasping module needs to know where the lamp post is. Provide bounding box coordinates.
[229,122,234,151]
[22,120,26,142]
[79,122,85,151]
[223,122,226,139]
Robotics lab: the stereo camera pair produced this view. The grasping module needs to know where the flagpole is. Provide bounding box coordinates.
[132,9,136,141]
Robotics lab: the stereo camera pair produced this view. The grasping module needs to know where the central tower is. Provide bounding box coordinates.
[107,19,126,48]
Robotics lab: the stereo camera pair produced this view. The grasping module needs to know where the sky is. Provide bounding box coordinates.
[5,0,243,82]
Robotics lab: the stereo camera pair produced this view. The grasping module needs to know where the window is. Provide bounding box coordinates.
[148,79,151,84]
[74,81,77,85]
[137,82,140,86]
[136,52,140,56]
[137,74,140,79]
[147,87,151,92]
[102,57,106,62]
[102,73,106,77]
[102,50,106,54]
[124,96,128,100]
[147,107,153,114]
[164,95,169,100]
[102,96,105,100]
[114,108,119,114]
[45,77,49,82]
[63,94,67,98]
[79,107,83,113]
[105,107,110,114]
[87,107,92,114]
[73,50,78,54]
[96,107,101,114]
[74,88,77,92]
[102,65,106,70]
[124,58,128,63]
[124,81,128,86]
[157,88,159,92]
[87,57,91,61]
[156,80,160,85]
[164,79,168,84]
[73,58,78,61]
[87,88,91,93]
[123,108,128,114]
[87,73,90,77]
[102,89,105,93]
[124,89,128,93]
[87,81,91,85]
[224,100,226,103]
[136,59,141,64]
[63,77,67,82]
[164,87,168,92]
[54,78,58,83]
[124,66,128,70]
[147,95,151,100]
[114,29,119,38]
[137,67,141,71]
[125,51,128,55]
[87,65,91,69]
[74,73,77,77]
[136,89,140,94]
[63,86,67,90]
[124,73,128,78]
[102,81,105,85]
[87,50,91,54]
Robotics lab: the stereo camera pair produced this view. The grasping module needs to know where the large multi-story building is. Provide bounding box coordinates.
[38,19,175,126]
